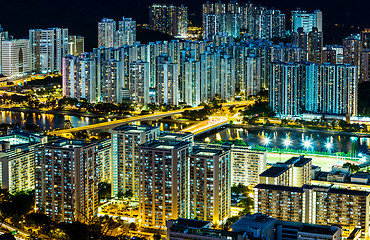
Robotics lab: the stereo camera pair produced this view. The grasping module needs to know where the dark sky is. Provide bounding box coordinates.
[1,0,369,50]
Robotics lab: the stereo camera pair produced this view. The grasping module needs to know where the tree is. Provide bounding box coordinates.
[123,190,133,199]
[72,130,89,140]
[231,183,248,195]
[222,216,240,230]
[343,163,360,173]
[281,119,288,126]
[24,212,52,233]
[98,182,111,200]
[338,120,349,130]
[129,222,137,231]
[153,232,162,240]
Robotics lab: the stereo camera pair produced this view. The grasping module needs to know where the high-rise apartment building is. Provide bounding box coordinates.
[96,139,111,184]
[269,62,302,116]
[343,34,361,68]
[29,28,68,73]
[129,60,150,106]
[291,10,323,33]
[188,146,231,224]
[259,156,312,187]
[361,49,370,82]
[68,35,84,56]
[307,27,323,64]
[361,28,370,50]
[155,55,179,106]
[183,59,201,106]
[0,144,37,194]
[98,18,116,48]
[269,62,358,116]
[111,125,160,198]
[149,4,188,38]
[62,53,96,102]
[139,140,191,229]
[35,139,99,223]
[116,17,136,47]
[0,25,9,74]
[291,28,308,61]
[255,184,305,222]
[231,147,266,187]
[254,184,370,238]
[246,55,262,97]
[245,5,286,40]
[0,39,30,77]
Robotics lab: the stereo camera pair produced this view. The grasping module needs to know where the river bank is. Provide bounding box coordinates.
[231,124,370,138]
[0,107,124,119]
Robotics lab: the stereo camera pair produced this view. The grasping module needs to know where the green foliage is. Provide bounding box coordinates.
[343,163,360,173]
[222,216,240,230]
[129,222,137,231]
[123,190,133,199]
[24,212,52,233]
[98,182,111,200]
[241,100,275,118]
[232,139,247,146]
[25,76,62,87]
[153,232,162,240]
[58,97,78,107]
[338,120,362,132]
[72,130,89,140]
[231,183,248,195]
[0,190,35,218]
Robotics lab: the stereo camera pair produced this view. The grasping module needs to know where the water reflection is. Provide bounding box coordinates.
[202,127,369,155]
[0,111,191,132]
[0,111,110,130]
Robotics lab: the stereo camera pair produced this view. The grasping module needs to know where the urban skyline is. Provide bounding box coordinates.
[1,0,370,239]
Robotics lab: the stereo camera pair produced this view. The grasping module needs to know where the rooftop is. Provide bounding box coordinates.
[299,225,339,236]
[191,148,223,157]
[175,218,210,229]
[140,140,189,150]
[231,214,276,232]
[113,125,159,133]
[302,184,370,196]
[259,166,289,177]
[254,184,304,193]
[284,156,312,167]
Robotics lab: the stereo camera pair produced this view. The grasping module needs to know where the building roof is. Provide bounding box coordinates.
[159,131,193,139]
[113,125,159,133]
[175,218,210,229]
[299,225,339,236]
[231,214,276,233]
[43,138,91,148]
[140,140,189,150]
[284,156,312,167]
[259,166,289,178]
[254,184,304,193]
[302,184,370,196]
[191,148,223,157]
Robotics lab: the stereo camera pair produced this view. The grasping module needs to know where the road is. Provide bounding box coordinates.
[48,101,252,136]
[181,117,230,136]
[0,221,30,239]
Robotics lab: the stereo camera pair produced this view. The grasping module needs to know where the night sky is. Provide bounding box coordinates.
[1,0,369,50]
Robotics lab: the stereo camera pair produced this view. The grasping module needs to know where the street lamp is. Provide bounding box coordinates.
[303,139,312,150]
[325,142,333,152]
[263,136,271,146]
[283,138,291,148]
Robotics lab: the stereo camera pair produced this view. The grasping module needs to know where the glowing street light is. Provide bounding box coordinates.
[325,142,333,151]
[303,139,312,150]
[263,136,271,146]
[283,138,291,148]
